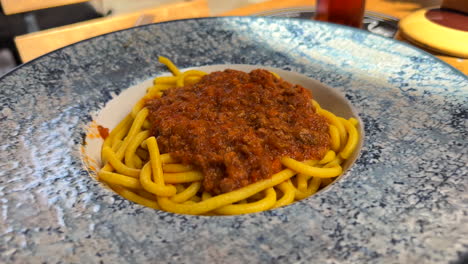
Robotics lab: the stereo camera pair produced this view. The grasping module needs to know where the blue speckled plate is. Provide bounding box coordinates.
[1,17,467,264]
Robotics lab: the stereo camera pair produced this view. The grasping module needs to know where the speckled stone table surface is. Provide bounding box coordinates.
[0,17,467,264]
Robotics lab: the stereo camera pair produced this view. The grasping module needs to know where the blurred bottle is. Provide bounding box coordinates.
[315,0,366,28]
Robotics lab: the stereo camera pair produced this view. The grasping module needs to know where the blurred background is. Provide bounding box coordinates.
[0,0,445,75]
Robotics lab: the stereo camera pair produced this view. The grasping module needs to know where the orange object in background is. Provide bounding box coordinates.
[315,0,366,28]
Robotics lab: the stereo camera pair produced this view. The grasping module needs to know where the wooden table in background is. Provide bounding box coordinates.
[0,0,89,14]
[12,0,467,75]
[223,0,467,76]
[14,0,209,62]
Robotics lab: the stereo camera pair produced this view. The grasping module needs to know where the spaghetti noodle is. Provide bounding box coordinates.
[97,56,360,215]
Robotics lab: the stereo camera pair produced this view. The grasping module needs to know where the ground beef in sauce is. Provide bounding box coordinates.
[146,69,330,194]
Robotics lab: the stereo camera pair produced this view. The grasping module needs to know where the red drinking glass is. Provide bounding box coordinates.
[315,0,366,28]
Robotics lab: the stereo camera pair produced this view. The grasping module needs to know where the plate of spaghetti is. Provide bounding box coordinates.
[83,58,363,216]
[0,17,466,263]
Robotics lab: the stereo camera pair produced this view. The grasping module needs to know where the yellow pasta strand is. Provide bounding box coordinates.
[112,185,159,209]
[143,91,162,101]
[214,188,277,215]
[131,99,146,118]
[162,163,193,173]
[185,76,201,85]
[100,163,113,172]
[323,156,344,168]
[142,120,151,130]
[269,71,280,79]
[104,114,132,147]
[149,84,174,93]
[247,192,264,202]
[124,130,150,169]
[281,157,342,178]
[114,108,148,160]
[339,117,359,159]
[112,120,133,146]
[294,177,322,200]
[170,182,201,203]
[157,168,296,215]
[136,189,158,201]
[318,150,336,164]
[297,174,308,192]
[318,108,347,149]
[111,139,123,152]
[160,153,177,164]
[102,146,140,177]
[102,134,113,153]
[158,56,181,76]
[133,155,143,169]
[140,162,176,196]
[102,114,132,162]
[99,170,141,189]
[304,160,319,166]
[176,70,207,87]
[237,199,247,204]
[145,137,177,196]
[298,160,319,183]
[307,177,322,198]
[201,191,212,201]
[349,117,359,126]
[153,75,178,85]
[311,99,321,112]
[329,125,341,152]
[272,181,295,209]
[163,171,203,184]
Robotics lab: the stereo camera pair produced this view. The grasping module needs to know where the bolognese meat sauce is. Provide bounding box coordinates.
[146,69,330,194]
